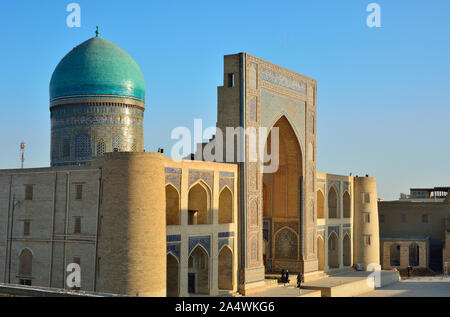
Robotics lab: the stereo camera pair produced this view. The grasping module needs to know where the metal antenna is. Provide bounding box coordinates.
[20,141,26,169]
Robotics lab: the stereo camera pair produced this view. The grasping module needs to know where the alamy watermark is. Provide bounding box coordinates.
[170,119,280,173]
[366,263,382,288]
[66,3,81,28]
[366,3,381,28]
[66,263,81,289]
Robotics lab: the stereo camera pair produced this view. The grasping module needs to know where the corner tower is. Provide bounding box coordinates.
[353,177,380,269]
[49,34,145,167]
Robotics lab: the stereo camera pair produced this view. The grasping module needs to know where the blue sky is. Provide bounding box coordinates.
[0,0,449,200]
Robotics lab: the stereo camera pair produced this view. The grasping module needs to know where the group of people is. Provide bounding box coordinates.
[280,270,304,288]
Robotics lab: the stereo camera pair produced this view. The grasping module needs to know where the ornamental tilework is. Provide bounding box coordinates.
[219,177,234,194]
[219,172,234,178]
[51,103,144,167]
[219,238,233,252]
[167,243,180,261]
[189,236,211,256]
[167,235,181,243]
[274,222,299,234]
[328,180,341,191]
[218,232,235,238]
[165,174,181,192]
[274,228,298,259]
[328,226,340,237]
[188,170,214,191]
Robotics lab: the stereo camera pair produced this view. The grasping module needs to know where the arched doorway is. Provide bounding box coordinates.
[219,187,233,224]
[274,228,298,260]
[188,246,209,294]
[390,244,400,267]
[188,182,210,225]
[328,232,339,269]
[409,243,419,267]
[166,253,179,297]
[328,187,338,218]
[218,247,233,290]
[166,184,180,225]
[343,234,351,267]
[19,248,32,285]
[317,236,325,271]
[343,192,350,218]
[317,190,325,219]
[263,116,303,269]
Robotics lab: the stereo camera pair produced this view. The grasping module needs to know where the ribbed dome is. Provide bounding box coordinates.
[50,37,145,101]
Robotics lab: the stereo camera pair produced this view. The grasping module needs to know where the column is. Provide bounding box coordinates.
[179,166,189,296]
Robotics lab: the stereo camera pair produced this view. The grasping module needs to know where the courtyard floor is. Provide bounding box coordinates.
[358,276,450,297]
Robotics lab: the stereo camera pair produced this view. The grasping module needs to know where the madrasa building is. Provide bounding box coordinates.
[0,33,381,296]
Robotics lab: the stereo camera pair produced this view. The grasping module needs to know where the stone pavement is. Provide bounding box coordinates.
[358,276,450,297]
[247,285,321,297]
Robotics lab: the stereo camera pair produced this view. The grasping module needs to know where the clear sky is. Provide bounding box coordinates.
[0,0,449,200]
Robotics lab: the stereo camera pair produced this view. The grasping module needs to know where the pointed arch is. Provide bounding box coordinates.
[167,253,179,297]
[19,248,33,276]
[328,232,339,269]
[218,246,233,290]
[317,235,325,271]
[328,186,338,219]
[188,181,211,225]
[274,227,298,260]
[188,245,210,294]
[264,115,303,218]
[166,184,180,225]
[266,112,304,156]
[317,189,325,219]
[219,186,233,224]
[343,233,351,267]
[343,191,351,218]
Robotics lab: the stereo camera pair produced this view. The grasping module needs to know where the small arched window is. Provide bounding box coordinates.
[75,133,91,158]
[97,140,106,157]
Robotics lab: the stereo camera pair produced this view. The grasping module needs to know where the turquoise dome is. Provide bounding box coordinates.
[50,36,145,101]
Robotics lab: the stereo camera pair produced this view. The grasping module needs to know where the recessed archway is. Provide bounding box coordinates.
[188,246,209,294]
[166,253,179,297]
[18,248,33,285]
[219,187,233,224]
[328,187,338,219]
[343,234,351,267]
[188,182,211,225]
[166,184,180,225]
[263,115,303,268]
[317,190,325,219]
[343,191,350,218]
[317,236,325,271]
[19,248,32,276]
[274,227,298,260]
[328,232,339,269]
[218,246,233,290]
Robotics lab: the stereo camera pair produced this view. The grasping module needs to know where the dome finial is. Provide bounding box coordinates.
[95,26,99,37]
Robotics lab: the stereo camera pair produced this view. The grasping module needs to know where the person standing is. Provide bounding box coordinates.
[285,270,290,285]
[297,273,304,288]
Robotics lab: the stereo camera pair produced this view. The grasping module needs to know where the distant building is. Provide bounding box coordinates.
[379,187,450,273]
